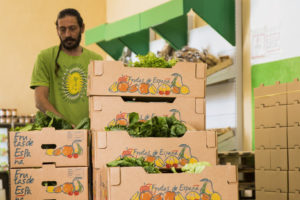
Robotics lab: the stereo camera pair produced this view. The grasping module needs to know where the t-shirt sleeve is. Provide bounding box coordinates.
[30,53,50,89]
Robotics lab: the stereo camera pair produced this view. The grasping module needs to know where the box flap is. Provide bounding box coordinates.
[195,98,205,113]
[110,167,121,186]
[206,131,217,148]
[226,164,238,184]
[196,62,206,79]
[93,97,102,111]
[94,61,104,76]
[97,131,107,149]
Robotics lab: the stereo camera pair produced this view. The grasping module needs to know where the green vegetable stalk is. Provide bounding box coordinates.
[128,52,177,68]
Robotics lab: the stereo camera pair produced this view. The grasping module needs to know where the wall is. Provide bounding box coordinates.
[0,0,106,116]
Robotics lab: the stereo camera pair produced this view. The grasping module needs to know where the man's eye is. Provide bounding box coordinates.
[69,26,77,31]
[60,28,66,32]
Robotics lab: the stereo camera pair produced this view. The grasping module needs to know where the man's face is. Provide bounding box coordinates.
[57,15,84,50]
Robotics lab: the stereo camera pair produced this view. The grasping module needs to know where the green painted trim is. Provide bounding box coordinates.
[119,29,150,55]
[251,56,300,150]
[96,39,124,60]
[85,24,106,45]
[106,14,140,41]
[140,0,184,29]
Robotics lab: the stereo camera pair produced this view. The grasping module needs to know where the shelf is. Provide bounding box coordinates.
[207,58,233,76]
[207,61,237,86]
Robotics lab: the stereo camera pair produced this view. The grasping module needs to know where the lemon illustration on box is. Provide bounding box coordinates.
[46,177,84,196]
[45,140,83,159]
[108,74,190,95]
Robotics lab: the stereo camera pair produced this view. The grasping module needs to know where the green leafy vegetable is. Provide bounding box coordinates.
[181,162,211,173]
[128,52,177,68]
[105,112,187,137]
[107,156,160,173]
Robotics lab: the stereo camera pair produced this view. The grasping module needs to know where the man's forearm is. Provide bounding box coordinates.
[35,97,63,118]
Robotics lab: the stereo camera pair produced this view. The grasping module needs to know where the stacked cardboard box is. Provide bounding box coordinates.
[88,60,238,200]
[254,80,300,200]
[9,128,89,200]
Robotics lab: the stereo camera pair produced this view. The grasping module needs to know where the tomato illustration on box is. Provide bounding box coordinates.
[45,140,83,159]
[46,177,84,196]
[130,179,222,200]
[109,73,190,95]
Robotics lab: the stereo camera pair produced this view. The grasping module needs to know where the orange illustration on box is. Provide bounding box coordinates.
[116,144,198,169]
[130,179,222,200]
[46,177,84,196]
[109,73,190,95]
[45,140,83,159]
[108,109,183,127]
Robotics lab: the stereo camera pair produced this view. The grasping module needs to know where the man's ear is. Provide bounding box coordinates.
[81,23,85,34]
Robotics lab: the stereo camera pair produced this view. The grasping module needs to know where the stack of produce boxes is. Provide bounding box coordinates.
[88,60,238,200]
[254,80,300,200]
[9,128,89,199]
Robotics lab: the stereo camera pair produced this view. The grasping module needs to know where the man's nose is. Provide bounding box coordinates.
[65,29,71,37]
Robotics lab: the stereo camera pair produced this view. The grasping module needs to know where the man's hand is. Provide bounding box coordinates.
[34,86,63,118]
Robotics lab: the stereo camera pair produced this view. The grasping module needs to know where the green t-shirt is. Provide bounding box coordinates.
[30,45,102,125]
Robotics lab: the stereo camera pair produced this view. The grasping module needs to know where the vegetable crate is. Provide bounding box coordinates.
[92,130,217,200]
[254,79,300,200]
[105,165,238,200]
[9,128,88,168]
[87,61,206,98]
[89,96,205,131]
[10,164,88,200]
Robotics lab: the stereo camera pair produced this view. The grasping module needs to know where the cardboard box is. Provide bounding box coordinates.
[255,170,288,192]
[289,148,300,170]
[255,127,287,149]
[9,128,88,168]
[289,192,300,200]
[288,103,300,126]
[255,105,287,128]
[89,96,205,131]
[255,148,288,170]
[87,61,206,98]
[288,126,300,148]
[10,165,88,200]
[289,170,300,193]
[256,190,287,200]
[287,78,300,105]
[92,130,217,200]
[105,165,238,200]
[254,82,287,108]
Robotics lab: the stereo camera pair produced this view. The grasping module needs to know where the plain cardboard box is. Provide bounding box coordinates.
[89,96,205,131]
[288,103,300,126]
[9,128,88,168]
[289,148,300,170]
[255,127,288,149]
[287,78,300,105]
[92,130,217,200]
[255,148,288,170]
[289,170,300,193]
[10,165,88,200]
[105,165,238,200]
[87,60,206,98]
[256,190,287,200]
[255,105,287,128]
[254,82,287,108]
[289,192,300,200]
[255,170,288,192]
[288,126,300,148]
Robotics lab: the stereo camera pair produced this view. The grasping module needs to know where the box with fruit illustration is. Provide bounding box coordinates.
[89,96,205,131]
[87,61,206,97]
[9,128,88,168]
[92,130,217,200]
[10,164,88,200]
[105,165,237,200]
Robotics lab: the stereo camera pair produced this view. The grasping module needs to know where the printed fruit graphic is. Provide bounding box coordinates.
[152,193,163,200]
[165,191,176,200]
[145,156,156,163]
[129,84,138,93]
[175,192,185,200]
[54,186,62,193]
[130,191,140,200]
[46,186,55,193]
[118,82,129,92]
[62,183,74,194]
[47,177,83,196]
[139,83,150,94]
[172,86,180,94]
[46,149,54,156]
[171,73,183,88]
[211,193,221,200]
[178,144,198,166]
[108,119,116,127]
[180,85,190,94]
[154,157,164,168]
[185,191,200,200]
[200,178,220,200]
[53,148,62,156]
[158,84,171,95]
[189,157,198,164]
[165,156,179,168]
[179,158,189,166]
[109,82,118,93]
[62,146,73,157]
[149,84,157,94]
[139,191,152,200]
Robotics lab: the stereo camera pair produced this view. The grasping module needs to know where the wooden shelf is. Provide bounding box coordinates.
[207,58,233,76]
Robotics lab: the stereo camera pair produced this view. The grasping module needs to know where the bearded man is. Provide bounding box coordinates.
[30,8,102,126]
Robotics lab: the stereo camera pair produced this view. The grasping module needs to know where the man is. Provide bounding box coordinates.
[30,8,102,126]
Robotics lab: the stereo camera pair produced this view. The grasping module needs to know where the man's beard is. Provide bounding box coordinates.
[60,34,81,50]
